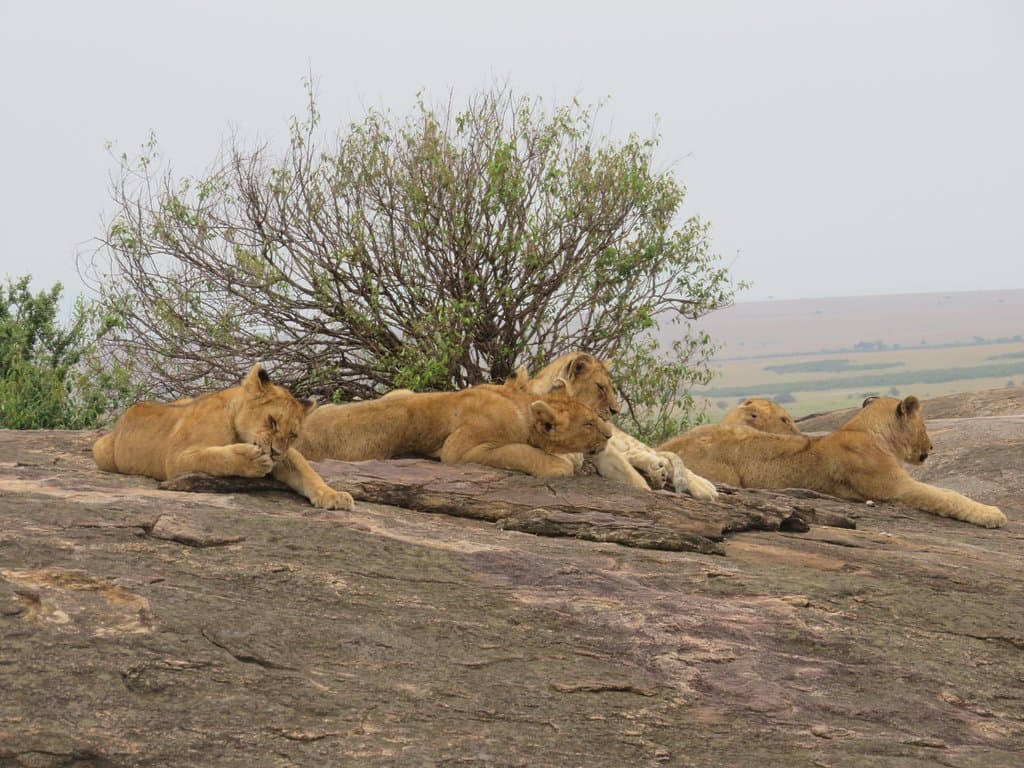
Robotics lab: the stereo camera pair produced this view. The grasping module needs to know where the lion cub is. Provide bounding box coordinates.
[721,398,800,434]
[518,352,718,500]
[295,384,612,478]
[93,364,354,510]
[659,396,1005,528]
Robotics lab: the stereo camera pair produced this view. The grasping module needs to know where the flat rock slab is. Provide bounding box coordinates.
[161,458,858,555]
[1,400,1022,767]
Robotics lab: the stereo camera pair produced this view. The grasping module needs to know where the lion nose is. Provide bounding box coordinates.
[919,451,929,462]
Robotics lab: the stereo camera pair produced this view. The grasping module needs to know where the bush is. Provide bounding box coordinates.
[86,83,738,440]
[0,276,136,429]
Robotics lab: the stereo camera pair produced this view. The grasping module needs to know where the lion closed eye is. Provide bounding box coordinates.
[92,364,354,511]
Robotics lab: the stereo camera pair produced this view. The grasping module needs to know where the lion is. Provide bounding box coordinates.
[721,398,800,434]
[92,363,354,510]
[521,352,718,500]
[658,395,1006,528]
[294,383,612,478]
[379,367,529,401]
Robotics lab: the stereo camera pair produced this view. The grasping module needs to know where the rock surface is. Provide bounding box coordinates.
[1,389,1022,767]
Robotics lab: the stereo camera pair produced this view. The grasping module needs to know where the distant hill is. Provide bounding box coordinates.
[795,385,1024,432]
[686,289,1024,360]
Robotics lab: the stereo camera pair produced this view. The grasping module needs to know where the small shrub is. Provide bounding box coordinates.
[0,276,136,429]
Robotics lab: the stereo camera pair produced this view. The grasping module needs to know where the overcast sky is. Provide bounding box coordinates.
[1,0,1021,309]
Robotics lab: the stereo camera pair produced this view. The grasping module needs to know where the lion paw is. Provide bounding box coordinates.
[312,487,355,511]
[566,452,585,473]
[640,456,669,490]
[686,471,718,501]
[661,453,693,494]
[972,504,1006,528]
[234,444,274,477]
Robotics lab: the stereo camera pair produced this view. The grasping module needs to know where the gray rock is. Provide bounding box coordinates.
[0,390,1021,767]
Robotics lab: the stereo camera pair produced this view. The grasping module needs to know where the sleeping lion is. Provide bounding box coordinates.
[519,353,718,499]
[294,382,612,478]
[93,363,354,510]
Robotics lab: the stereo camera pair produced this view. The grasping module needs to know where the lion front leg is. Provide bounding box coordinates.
[273,448,355,510]
[592,444,651,491]
[443,436,576,478]
[165,443,274,479]
[606,430,668,489]
[661,453,718,500]
[892,478,1005,528]
[563,452,585,473]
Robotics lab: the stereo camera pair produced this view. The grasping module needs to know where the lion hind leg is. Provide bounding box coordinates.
[92,433,117,472]
[893,478,1006,528]
[166,444,274,479]
[272,448,354,510]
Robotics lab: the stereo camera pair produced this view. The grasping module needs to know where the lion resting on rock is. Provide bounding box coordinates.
[721,398,800,434]
[519,353,718,500]
[659,395,1005,528]
[93,364,354,510]
[294,383,612,478]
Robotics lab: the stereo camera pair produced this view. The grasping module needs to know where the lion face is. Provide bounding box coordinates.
[539,353,620,420]
[235,364,315,463]
[856,395,934,465]
[894,396,934,465]
[530,396,612,455]
[722,398,800,434]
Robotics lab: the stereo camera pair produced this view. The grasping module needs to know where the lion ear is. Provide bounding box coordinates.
[243,363,271,394]
[530,400,557,431]
[897,396,920,418]
[568,353,593,380]
[504,365,529,390]
[299,396,317,415]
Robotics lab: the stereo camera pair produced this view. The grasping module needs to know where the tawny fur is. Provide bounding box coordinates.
[721,398,801,434]
[659,395,1005,528]
[522,352,718,500]
[92,364,353,510]
[294,383,612,478]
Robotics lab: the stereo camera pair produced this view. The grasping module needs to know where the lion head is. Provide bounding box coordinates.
[235,364,316,463]
[525,352,619,420]
[529,394,612,455]
[844,395,934,465]
[721,398,800,434]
